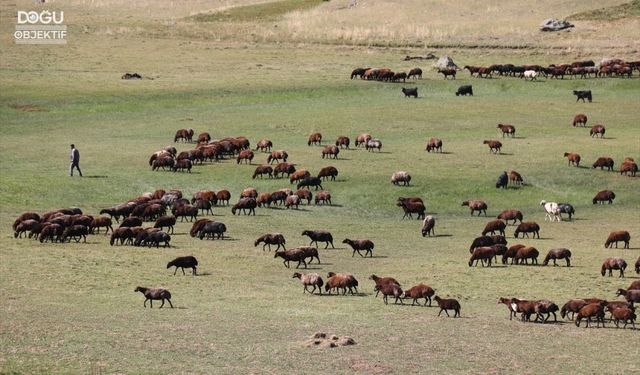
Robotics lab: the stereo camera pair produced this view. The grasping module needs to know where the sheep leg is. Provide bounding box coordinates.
[159,299,165,308]
[352,249,356,257]
[383,295,388,305]
[181,267,186,276]
[173,267,178,276]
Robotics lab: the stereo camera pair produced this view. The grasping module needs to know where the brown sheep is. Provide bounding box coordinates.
[404,284,435,306]
[434,296,461,317]
[335,136,350,149]
[543,248,571,266]
[153,215,176,234]
[620,161,638,176]
[397,199,426,220]
[355,133,372,147]
[378,283,404,305]
[483,140,502,153]
[236,149,254,164]
[289,169,310,184]
[497,124,516,138]
[295,189,312,205]
[561,299,591,320]
[343,239,374,258]
[326,272,359,295]
[255,233,285,251]
[369,275,400,297]
[197,132,211,144]
[627,280,640,290]
[308,132,322,146]
[482,219,506,236]
[134,287,173,308]
[616,289,640,305]
[469,236,495,252]
[592,157,614,171]
[515,247,539,265]
[292,272,324,295]
[509,298,537,322]
[573,113,587,127]
[498,297,518,320]
[534,300,559,323]
[564,152,581,167]
[120,216,143,228]
[497,209,523,225]
[174,129,193,143]
[462,200,487,216]
[257,192,272,207]
[575,302,607,328]
[38,223,63,243]
[438,68,457,79]
[590,124,605,138]
[315,190,332,205]
[267,150,288,164]
[509,171,523,185]
[321,145,339,159]
[610,307,636,329]
[110,227,134,246]
[302,230,334,249]
[317,166,338,181]
[240,187,258,199]
[605,230,630,249]
[284,194,301,209]
[601,257,627,277]
[231,198,257,215]
[12,212,40,230]
[425,138,443,153]
[14,219,41,238]
[253,165,273,179]
[255,138,273,152]
[192,190,217,205]
[274,248,307,269]
[592,190,615,204]
[216,190,231,205]
[274,162,296,178]
[469,247,496,267]
[514,222,540,239]
[269,191,288,206]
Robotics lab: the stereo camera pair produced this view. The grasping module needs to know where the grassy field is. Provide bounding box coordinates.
[1,1,640,374]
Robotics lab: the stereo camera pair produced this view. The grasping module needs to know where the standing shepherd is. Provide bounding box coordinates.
[69,144,82,177]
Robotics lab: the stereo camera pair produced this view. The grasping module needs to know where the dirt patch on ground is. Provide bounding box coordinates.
[303,332,356,349]
[8,104,47,112]
[349,359,392,374]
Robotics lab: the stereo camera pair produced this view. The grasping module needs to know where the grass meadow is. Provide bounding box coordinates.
[1,1,639,374]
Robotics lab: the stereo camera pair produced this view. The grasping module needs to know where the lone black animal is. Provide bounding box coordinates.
[573,90,592,103]
[496,171,508,189]
[455,85,473,96]
[402,87,418,98]
[167,256,198,275]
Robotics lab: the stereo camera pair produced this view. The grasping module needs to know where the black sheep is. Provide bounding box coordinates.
[167,256,198,275]
[496,171,508,189]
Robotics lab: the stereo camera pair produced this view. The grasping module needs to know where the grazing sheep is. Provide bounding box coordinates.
[308,132,322,146]
[317,166,338,181]
[498,209,523,225]
[314,190,332,205]
[575,302,607,328]
[514,222,540,239]
[421,215,436,237]
[274,162,296,178]
[365,139,382,152]
[469,236,495,252]
[355,133,372,147]
[484,140,502,154]
[601,257,627,277]
[378,283,404,305]
[325,272,359,295]
[197,132,211,144]
[482,219,506,236]
[198,221,226,240]
[110,227,134,246]
[408,68,423,79]
[592,157,614,171]
[297,177,324,190]
[292,272,324,295]
[590,124,606,138]
[616,289,640,305]
[438,68,456,79]
[515,247,539,265]
[134,286,173,308]
[256,192,272,207]
[167,256,198,275]
[496,171,508,189]
[255,138,273,152]
[231,198,257,216]
[295,189,312,205]
[254,233,286,251]
[193,199,214,216]
[620,161,638,176]
[592,190,615,204]
[401,87,418,97]
[253,165,273,179]
[284,194,301,209]
[564,152,581,167]
[469,247,496,267]
[38,223,63,243]
[274,248,308,269]
[610,307,636,329]
[145,231,171,248]
[497,124,516,138]
[627,280,640,290]
[369,275,400,297]
[61,225,88,243]
[462,200,487,216]
[335,136,350,149]
[404,284,435,306]
[397,199,426,220]
[425,138,443,153]
[289,169,310,185]
[605,230,630,249]
[321,145,339,159]
[543,248,572,266]
[509,171,523,186]
[266,150,288,164]
[455,85,473,96]
[296,246,321,264]
[561,299,591,320]
[14,219,40,238]
[509,298,537,322]
[302,230,334,249]
[391,171,411,186]
[153,215,176,234]
[557,203,575,220]
[216,190,231,205]
[434,296,461,317]
[573,114,588,127]
[12,212,40,231]
[172,204,198,222]
[343,238,374,258]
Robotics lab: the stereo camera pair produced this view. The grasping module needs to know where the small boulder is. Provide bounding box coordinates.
[540,18,574,32]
